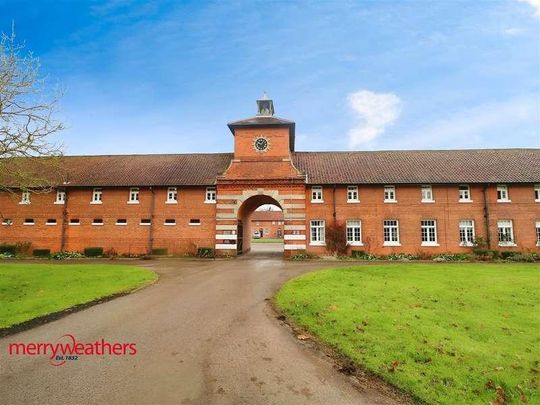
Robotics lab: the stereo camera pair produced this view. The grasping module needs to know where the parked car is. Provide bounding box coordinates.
[253,231,261,239]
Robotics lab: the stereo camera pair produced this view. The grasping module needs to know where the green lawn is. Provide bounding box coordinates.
[251,238,284,243]
[0,263,156,329]
[275,263,540,404]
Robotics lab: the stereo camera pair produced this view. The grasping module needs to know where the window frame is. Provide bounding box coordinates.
[20,191,31,205]
[347,186,359,203]
[115,218,128,226]
[128,187,140,204]
[346,220,362,246]
[55,189,66,205]
[311,186,324,203]
[383,185,397,203]
[497,219,515,246]
[1,218,13,226]
[535,220,540,246]
[421,185,434,203]
[166,187,178,204]
[383,219,400,246]
[91,187,103,204]
[420,219,439,246]
[92,218,104,226]
[205,187,216,203]
[459,220,475,247]
[46,218,57,226]
[535,185,540,202]
[23,218,35,225]
[310,219,326,245]
[189,218,201,226]
[496,185,510,202]
[458,185,472,202]
[69,218,80,226]
[164,218,176,226]
[139,218,152,226]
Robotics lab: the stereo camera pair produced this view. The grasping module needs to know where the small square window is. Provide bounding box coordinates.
[92,218,104,226]
[166,187,178,204]
[421,185,434,202]
[164,218,176,226]
[189,219,201,226]
[116,219,128,225]
[128,188,140,204]
[2,218,13,226]
[140,218,151,226]
[459,185,471,202]
[91,188,103,204]
[347,186,359,202]
[69,218,80,225]
[46,218,57,225]
[55,189,66,204]
[384,186,396,202]
[311,186,323,202]
[205,187,216,203]
[24,218,35,225]
[497,185,510,202]
[20,191,31,204]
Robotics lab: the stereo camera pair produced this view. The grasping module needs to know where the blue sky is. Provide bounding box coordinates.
[1,0,539,154]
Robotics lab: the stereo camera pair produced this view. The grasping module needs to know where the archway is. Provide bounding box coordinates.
[237,195,283,255]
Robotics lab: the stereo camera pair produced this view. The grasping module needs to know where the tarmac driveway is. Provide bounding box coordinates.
[0,253,401,405]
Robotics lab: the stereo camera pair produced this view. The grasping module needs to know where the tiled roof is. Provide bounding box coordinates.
[292,149,540,184]
[2,149,539,188]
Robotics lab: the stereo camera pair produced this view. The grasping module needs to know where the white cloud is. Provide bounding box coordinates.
[517,0,540,18]
[347,90,401,148]
[503,27,525,36]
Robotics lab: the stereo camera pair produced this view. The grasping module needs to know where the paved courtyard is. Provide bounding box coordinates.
[0,252,401,405]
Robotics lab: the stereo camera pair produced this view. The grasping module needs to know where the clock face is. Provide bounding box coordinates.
[254,137,269,152]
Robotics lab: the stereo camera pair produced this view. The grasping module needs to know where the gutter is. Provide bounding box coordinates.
[60,190,68,252]
[482,184,491,249]
[148,186,155,254]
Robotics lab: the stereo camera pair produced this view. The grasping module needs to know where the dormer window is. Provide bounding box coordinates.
[166,187,178,204]
[311,186,323,203]
[128,188,139,204]
[91,188,103,204]
[20,191,30,204]
[55,189,66,204]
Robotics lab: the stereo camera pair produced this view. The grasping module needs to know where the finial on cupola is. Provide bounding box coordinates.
[256,92,274,116]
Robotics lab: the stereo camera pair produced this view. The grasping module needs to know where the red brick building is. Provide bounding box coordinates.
[1,96,539,257]
[251,210,284,239]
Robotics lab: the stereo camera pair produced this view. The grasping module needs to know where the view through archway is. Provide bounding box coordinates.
[236,195,284,257]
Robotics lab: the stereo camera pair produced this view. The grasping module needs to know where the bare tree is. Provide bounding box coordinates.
[0,28,64,193]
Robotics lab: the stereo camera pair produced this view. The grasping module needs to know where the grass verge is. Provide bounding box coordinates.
[0,263,156,329]
[274,263,539,404]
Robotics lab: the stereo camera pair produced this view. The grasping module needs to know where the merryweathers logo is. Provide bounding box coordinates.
[6,334,137,366]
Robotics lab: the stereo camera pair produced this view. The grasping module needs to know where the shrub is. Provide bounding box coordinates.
[84,247,104,257]
[151,248,168,256]
[104,247,118,258]
[0,252,15,259]
[197,247,215,258]
[290,252,317,261]
[15,241,32,255]
[506,253,538,262]
[500,251,517,260]
[325,222,348,255]
[433,253,470,262]
[49,251,84,260]
[388,253,418,261]
[351,250,380,260]
[0,244,17,255]
[32,249,51,257]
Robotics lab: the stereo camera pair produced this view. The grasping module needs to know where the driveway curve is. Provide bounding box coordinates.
[0,255,402,405]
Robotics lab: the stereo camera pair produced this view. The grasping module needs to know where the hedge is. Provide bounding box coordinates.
[84,247,104,257]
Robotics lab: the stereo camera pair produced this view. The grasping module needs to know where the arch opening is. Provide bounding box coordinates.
[237,195,284,256]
